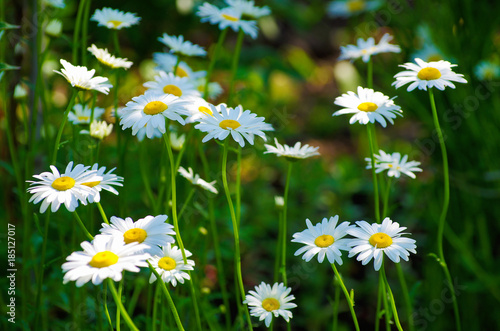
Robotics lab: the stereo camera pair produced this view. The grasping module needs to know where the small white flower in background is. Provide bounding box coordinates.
[339,33,401,63]
[87,44,133,69]
[44,0,65,9]
[148,244,195,286]
[327,0,383,18]
[91,7,141,30]
[195,103,273,147]
[474,60,500,81]
[274,196,284,208]
[14,83,28,100]
[69,104,105,125]
[81,164,123,203]
[27,162,102,213]
[153,53,207,80]
[178,166,218,194]
[365,150,422,179]
[333,86,403,127]
[196,79,224,99]
[292,216,353,265]
[225,0,271,19]
[264,138,320,160]
[197,2,258,39]
[184,96,215,123]
[347,217,417,271]
[120,90,190,138]
[393,58,467,91]
[81,120,113,140]
[169,131,186,151]
[100,215,176,254]
[144,71,201,98]
[158,33,207,57]
[45,19,62,38]
[244,282,297,327]
[62,235,150,287]
[54,59,113,94]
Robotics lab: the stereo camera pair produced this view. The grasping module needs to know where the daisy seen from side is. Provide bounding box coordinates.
[365,150,422,179]
[264,138,320,161]
[178,166,218,194]
[80,120,113,140]
[148,244,195,286]
[87,44,133,69]
[339,33,401,63]
[54,59,112,94]
[158,34,206,57]
[69,104,105,125]
[91,7,140,30]
[196,2,258,39]
[225,0,271,19]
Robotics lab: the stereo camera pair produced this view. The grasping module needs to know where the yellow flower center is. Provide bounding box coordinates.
[89,251,119,268]
[158,257,177,271]
[361,47,376,54]
[77,116,90,122]
[262,298,280,312]
[144,101,168,115]
[163,84,183,97]
[314,234,335,248]
[199,106,213,116]
[357,102,378,112]
[51,176,76,191]
[219,119,241,130]
[108,20,123,28]
[175,67,188,78]
[347,0,366,12]
[369,232,393,248]
[417,67,442,80]
[123,228,148,244]
[82,181,101,188]
[222,14,239,22]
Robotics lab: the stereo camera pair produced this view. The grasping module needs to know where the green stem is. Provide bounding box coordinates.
[103,282,113,330]
[367,123,380,223]
[113,30,121,56]
[139,141,158,212]
[280,162,293,286]
[107,279,139,331]
[428,88,461,331]
[274,209,283,283]
[375,274,382,331]
[116,278,123,331]
[221,140,253,331]
[380,272,391,331]
[382,177,392,219]
[332,276,340,331]
[97,202,109,225]
[236,146,242,226]
[204,28,228,99]
[380,263,403,331]
[227,29,245,105]
[331,264,360,331]
[178,188,196,220]
[396,264,414,331]
[72,0,87,63]
[52,90,77,165]
[34,211,51,330]
[367,58,373,89]
[81,0,92,66]
[73,210,94,241]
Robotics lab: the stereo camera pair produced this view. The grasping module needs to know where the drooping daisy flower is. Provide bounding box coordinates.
[143,71,201,98]
[27,162,102,213]
[291,216,353,265]
[91,7,140,30]
[54,59,113,94]
[100,215,175,254]
[474,60,500,81]
[184,96,215,123]
[178,166,218,194]
[327,0,383,18]
[148,244,195,286]
[196,79,223,99]
[158,34,206,57]
[62,235,150,287]
[195,103,273,147]
[365,150,422,179]
[45,19,62,38]
[264,138,320,160]
[225,0,271,19]
[120,90,190,138]
[393,58,467,91]
[244,282,297,327]
[44,0,65,9]
[339,33,401,63]
[153,53,207,80]
[80,120,113,140]
[197,2,258,39]
[87,44,133,69]
[169,131,186,151]
[69,104,105,125]
[347,217,417,271]
[333,86,403,127]
[81,164,123,203]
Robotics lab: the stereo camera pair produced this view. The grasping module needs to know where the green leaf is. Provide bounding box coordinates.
[0,21,20,30]
[0,63,20,71]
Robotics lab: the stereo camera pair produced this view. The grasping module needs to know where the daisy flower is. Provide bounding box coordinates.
[87,44,133,69]
[143,71,201,98]
[196,79,224,99]
[474,60,500,80]
[158,34,206,57]
[225,0,271,19]
[100,215,175,254]
[264,138,320,160]
[195,103,273,147]
[44,0,65,9]
[62,235,150,287]
[347,217,417,271]
[393,58,468,91]
[80,120,113,140]
[136,125,163,141]
[69,104,105,125]
[291,216,353,265]
[327,0,383,18]
[339,33,401,63]
[27,162,102,213]
[45,19,62,38]
[178,166,218,194]
[148,244,195,286]
[120,90,189,138]
[244,282,297,327]
[54,59,112,94]
[197,2,258,39]
[169,131,186,151]
[333,86,403,127]
[81,164,123,203]
[365,150,422,179]
[91,8,140,30]
[184,96,215,123]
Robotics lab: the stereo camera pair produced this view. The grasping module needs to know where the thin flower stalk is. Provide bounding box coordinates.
[331,264,360,331]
